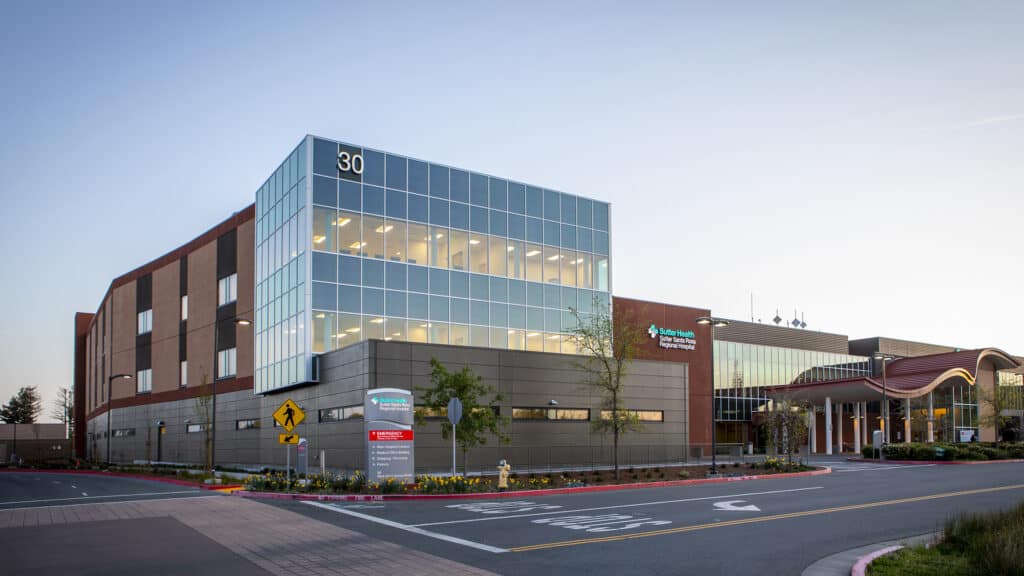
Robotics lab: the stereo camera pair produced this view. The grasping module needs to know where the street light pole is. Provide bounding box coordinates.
[697,316,730,475]
[211,316,251,473]
[874,353,893,461]
[106,373,132,464]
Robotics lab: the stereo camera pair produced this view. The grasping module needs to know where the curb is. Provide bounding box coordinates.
[0,468,243,491]
[846,457,1024,466]
[851,545,903,576]
[236,466,831,502]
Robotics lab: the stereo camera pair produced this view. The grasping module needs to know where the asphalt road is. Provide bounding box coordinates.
[0,471,206,509]
[281,459,1024,575]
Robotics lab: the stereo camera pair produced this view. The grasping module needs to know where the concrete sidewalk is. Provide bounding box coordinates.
[801,532,938,576]
[0,494,495,576]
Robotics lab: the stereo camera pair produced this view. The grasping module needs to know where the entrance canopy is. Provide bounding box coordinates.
[766,348,1020,404]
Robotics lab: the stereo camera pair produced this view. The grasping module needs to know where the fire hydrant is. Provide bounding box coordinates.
[497,459,511,492]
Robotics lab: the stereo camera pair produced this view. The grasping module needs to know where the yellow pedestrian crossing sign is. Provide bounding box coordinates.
[273,399,304,432]
[278,433,300,445]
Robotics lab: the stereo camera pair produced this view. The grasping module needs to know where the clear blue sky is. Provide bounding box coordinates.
[2,1,1022,418]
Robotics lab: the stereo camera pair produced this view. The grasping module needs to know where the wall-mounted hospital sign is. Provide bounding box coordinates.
[648,324,697,351]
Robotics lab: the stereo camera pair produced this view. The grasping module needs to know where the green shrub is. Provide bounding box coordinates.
[677,470,690,479]
[862,444,879,459]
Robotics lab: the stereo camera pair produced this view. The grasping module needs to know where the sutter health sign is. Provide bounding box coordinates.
[365,388,415,482]
[648,323,697,351]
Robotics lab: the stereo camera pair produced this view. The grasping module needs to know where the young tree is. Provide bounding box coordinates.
[50,386,73,439]
[194,375,213,471]
[415,358,509,474]
[765,397,809,466]
[568,297,644,480]
[977,381,1015,446]
[1,386,43,424]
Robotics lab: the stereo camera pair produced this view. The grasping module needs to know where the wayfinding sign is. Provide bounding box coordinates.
[365,388,415,483]
[273,399,305,432]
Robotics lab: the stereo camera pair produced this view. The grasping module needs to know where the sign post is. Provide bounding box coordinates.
[447,397,463,477]
[274,399,305,483]
[365,389,415,483]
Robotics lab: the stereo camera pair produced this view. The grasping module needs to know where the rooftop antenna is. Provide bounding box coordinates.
[791,309,800,328]
[773,309,782,325]
[750,293,754,322]
[800,312,807,330]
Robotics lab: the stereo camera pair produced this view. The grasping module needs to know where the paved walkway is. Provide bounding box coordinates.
[801,532,938,576]
[0,494,495,576]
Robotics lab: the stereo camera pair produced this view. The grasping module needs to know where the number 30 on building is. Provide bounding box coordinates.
[337,151,364,175]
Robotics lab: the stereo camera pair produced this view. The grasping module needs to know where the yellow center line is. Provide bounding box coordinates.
[509,483,1024,553]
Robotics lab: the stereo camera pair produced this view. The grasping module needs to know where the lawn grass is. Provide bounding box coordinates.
[868,546,972,575]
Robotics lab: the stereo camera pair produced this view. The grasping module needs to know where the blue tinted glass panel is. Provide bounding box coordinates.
[578,291,593,314]
[429,268,449,295]
[508,183,526,214]
[594,202,609,231]
[527,282,544,306]
[429,164,449,198]
[312,282,336,310]
[385,262,407,290]
[429,296,449,321]
[339,285,360,312]
[561,224,577,249]
[595,231,609,255]
[429,198,450,226]
[526,186,543,218]
[450,202,469,230]
[470,301,489,325]
[470,274,488,300]
[544,221,559,246]
[312,139,336,177]
[578,228,593,252]
[408,160,427,194]
[450,169,469,202]
[490,303,507,327]
[470,206,488,234]
[561,287,577,310]
[408,293,428,319]
[450,271,469,298]
[489,277,508,302]
[451,298,469,323]
[527,307,544,331]
[508,280,526,305]
[577,198,593,227]
[408,265,429,293]
[386,189,407,218]
[312,252,337,282]
[363,185,385,216]
[526,218,542,243]
[470,173,488,206]
[544,285,560,309]
[508,305,526,328]
[544,190,560,221]
[408,193,428,223]
[363,260,384,288]
[362,288,384,315]
[340,180,360,211]
[362,150,384,186]
[489,178,507,210]
[545,309,561,332]
[508,213,525,240]
[489,210,507,236]
[385,154,406,190]
[385,290,406,316]
[561,195,577,224]
[339,255,360,284]
[313,176,337,207]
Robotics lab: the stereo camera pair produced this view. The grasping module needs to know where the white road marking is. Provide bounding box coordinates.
[412,486,823,527]
[0,490,198,506]
[712,500,760,512]
[71,485,77,489]
[835,465,936,473]
[445,501,563,514]
[533,513,672,533]
[305,501,508,554]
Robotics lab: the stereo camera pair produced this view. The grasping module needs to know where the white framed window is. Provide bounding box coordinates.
[137,309,152,334]
[180,361,187,387]
[136,368,152,393]
[186,423,205,433]
[181,295,188,321]
[218,274,237,306]
[217,347,237,378]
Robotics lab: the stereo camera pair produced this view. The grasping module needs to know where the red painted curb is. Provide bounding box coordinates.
[852,545,903,576]
[236,466,831,502]
[0,468,242,491]
[847,458,1024,466]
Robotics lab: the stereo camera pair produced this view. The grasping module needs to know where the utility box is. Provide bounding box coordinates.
[872,430,884,457]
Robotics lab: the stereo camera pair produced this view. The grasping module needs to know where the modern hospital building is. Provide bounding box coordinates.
[73,135,1024,472]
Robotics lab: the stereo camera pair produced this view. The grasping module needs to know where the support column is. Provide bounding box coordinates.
[904,398,912,443]
[927,392,935,443]
[810,405,817,453]
[825,397,833,455]
[836,402,844,454]
[861,402,868,447]
[853,402,861,453]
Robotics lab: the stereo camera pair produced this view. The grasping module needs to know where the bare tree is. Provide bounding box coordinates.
[194,374,212,470]
[977,381,1016,446]
[49,387,73,439]
[765,397,809,465]
[568,297,644,480]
